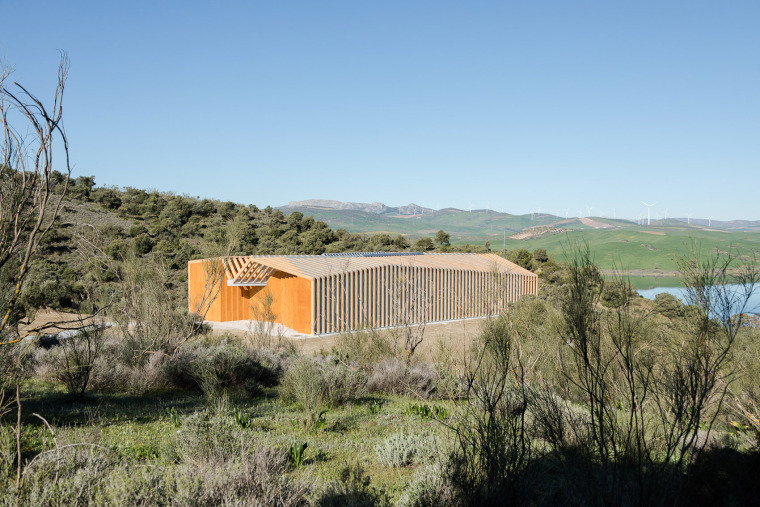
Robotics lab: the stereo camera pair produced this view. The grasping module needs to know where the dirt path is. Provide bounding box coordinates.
[18,309,98,336]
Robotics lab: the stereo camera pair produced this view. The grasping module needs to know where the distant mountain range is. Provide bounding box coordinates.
[284,200,434,216]
[280,200,760,233]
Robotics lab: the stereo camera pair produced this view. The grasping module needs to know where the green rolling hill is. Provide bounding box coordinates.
[278,204,760,288]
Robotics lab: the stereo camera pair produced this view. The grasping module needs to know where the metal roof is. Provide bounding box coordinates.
[321,251,425,258]
[224,253,535,284]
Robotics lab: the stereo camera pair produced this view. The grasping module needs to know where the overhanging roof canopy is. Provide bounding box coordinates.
[225,257,276,286]
[223,252,534,284]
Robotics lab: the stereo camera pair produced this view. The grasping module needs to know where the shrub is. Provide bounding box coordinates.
[335,328,395,366]
[90,347,166,394]
[441,317,535,505]
[177,411,250,464]
[653,292,684,318]
[280,357,367,414]
[132,233,154,255]
[280,357,324,415]
[160,342,279,392]
[600,278,635,308]
[321,359,368,407]
[12,445,116,506]
[51,326,105,396]
[172,410,311,505]
[314,464,391,507]
[375,432,438,468]
[244,378,264,398]
[11,429,311,507]
[399,462,458,507]
[367,358,441,399]
[0,424,15,481]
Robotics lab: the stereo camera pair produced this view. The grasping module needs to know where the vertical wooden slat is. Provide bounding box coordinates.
[318,277,324,334]
[311,279,316,334]
[372,267,377,327]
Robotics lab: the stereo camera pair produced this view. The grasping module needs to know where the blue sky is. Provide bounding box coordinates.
[2,1,758,220]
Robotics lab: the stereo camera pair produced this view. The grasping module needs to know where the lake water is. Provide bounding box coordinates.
[637,284,760,315]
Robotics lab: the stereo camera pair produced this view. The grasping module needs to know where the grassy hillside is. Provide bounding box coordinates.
[500,226,760,272]
[279,207,598,239]
[278,207,760,289]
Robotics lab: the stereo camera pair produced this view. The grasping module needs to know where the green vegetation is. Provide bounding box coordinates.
[3,177,514,329]
[2,244,760,505]
[503,226,760,273]
[3,58,760,505]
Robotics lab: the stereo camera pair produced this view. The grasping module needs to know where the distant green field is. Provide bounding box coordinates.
[282,207,760,288]
[497,227,760,272]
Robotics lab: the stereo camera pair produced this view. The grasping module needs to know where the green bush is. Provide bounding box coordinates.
[280,357,367,414]
[159,342,279,392]
[132,233,155,255]
[375,432,438,468]
[367,358,442,399]
[51,326,105,396]
[653,292,684,318]
[9,427,311,507]
[314,464,391,507]
[335,328,395,366]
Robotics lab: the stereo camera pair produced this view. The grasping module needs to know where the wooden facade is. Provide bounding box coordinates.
[189,253,538,335]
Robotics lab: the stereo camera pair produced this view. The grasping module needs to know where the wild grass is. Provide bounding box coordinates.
[2,246,760,505]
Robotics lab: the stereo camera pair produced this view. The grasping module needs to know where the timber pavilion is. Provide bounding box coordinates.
[188,252,537,335]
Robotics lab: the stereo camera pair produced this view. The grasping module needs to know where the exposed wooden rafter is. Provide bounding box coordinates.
[225,256,274,286]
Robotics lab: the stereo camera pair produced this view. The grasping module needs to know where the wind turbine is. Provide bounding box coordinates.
[687,214,691,225]
[708,217,712,227]
[565,209,569,219]
[642,202,656,226]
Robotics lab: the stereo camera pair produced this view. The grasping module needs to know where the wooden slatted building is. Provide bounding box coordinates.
[188,252,537,335]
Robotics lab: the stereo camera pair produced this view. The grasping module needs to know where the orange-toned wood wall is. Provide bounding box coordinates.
[249,271,312,334]
[188,260,312,334]
[190,258,539,336]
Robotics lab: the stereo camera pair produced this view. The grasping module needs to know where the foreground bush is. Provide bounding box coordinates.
[367,358,443,399]
[280,356,367,414]
[375,432,438,468]
[335,328,396,366]
[313,464,391,507]
[3,413,311,506]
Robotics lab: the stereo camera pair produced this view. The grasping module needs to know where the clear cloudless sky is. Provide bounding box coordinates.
[1,1,758,220]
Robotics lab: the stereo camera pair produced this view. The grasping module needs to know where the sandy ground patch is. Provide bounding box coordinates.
[208,317,487,361]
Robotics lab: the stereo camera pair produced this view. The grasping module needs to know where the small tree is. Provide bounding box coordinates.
[388,263,433,364]
[0,54,71,343]
[414,238,434,251]
[552,241,758,502]
[435,230,451,247]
